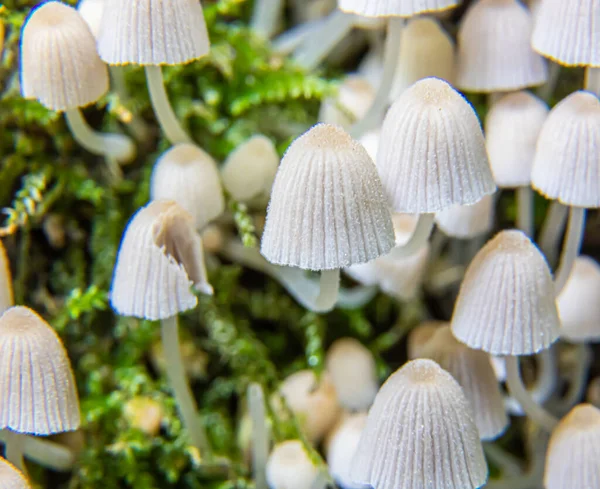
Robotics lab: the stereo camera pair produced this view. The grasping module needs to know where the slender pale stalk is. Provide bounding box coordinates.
[556,344,592,413]
[145,65,192,145]
[247,383,269,489]
[3,430,27,478]
[0,431,75,471]
[516,186,534,237]
[536,61,561,101]
[393,213,435,258]
[585,67,600,96]
[160,315,210,454]
[505,356,558,432]
[554,207,586,295]
[273,19,326,55]
[251,0,285,38]
[350,17,404,139]
[315,269,340,312]
[483,443,523,477]
[539,201,568,265]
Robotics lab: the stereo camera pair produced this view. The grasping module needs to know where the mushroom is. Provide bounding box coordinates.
[407,320,446,360]
[247,383,269,489]
[325,413,368,489]
[319,75,375,129]
[0,458,30,489]
[0,241,13,315]
[76,0,104,38]
[434,194,495,240]
[266,441,321,489]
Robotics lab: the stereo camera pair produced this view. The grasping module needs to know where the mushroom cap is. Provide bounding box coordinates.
[0,458,30,489]
[457,0,547,92]
[0,240,14,315]
[320,75,375,129]
[0,306,80,434]
[531,91,600,208]
[485,91,549,188]
[421,326,509,440]
[77,0,104,39]
[326,413,369,489]
[20,1,108,111]
[407,320,447,360]
[544,404,600,489]
[338,0,461,18]
[261,123,395,270]
[435,194,495,239]
[556,256,600,342]
[451,229,560,356]
[266,440,319,489]
[532,0,600,67]
[150,144,225,230]
[377,77,496,213]
[98,0,210,65]
[350,358,488,489]
[110,200,213,321]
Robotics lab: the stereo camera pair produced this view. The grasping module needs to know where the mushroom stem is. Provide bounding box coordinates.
[64,108,136,163]
[0,431,75,471]
[145,65,192,145]
[315,269,340,312]
[555,343,592,413]
[160,315,210,455]
[393,213,435,258]
[536,61,561,101]
[273,19,326,55]
[516,186,534,237]
[584,67,600,96]
[539,201,568,265]
[3,430,27,477]
[483,443,523,477]
[251,0,285,38]
[504,355,559,432]
[553,206,586,296]
[349,17,404,139]
[248,383,269,489]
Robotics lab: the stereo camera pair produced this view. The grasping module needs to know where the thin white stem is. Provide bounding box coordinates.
[273,19,326,55]
[536,61,561,101]
[64,108,136,163]
[392,213,435,258]
[516,186,534,237]
[315,269,340,312]
[539,201,568,265]
[248,383,269,489]
[554,206,586,296]
[505,356,559,432]
[160,315,210,454]
[3,430,27,478]
[483,443,523,477]
[584,67,600,95]
[0,430,75,471]
[145,65,192,145]
[349,17,404,139]
[556,343,592,412]
[251,0,284,38]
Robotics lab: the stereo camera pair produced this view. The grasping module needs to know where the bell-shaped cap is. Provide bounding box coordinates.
[532,0,600,67]
[0,306,80,434]
[457,0,547,92]
[422,326,509,440]
[326,413,369,489]
[98,0,210,65]
[407,320,447,360]
[0,241,14,315]
[150,144,225,230]
[261,123,395,271]
[325,338,378,411]
[350,359,488,489]
[485,91,549,188]
[391,18,455,100]
[556,256,600,342]
[320,75,375,129]
[338,0,461,17]
[531,91,600,208]
[20,1,108,111]
[0,458,30,489]
[451,230,560,355]
[377,77,496,213]
[77,0,104,39]
[435,194,495,239]
[544,404,600,489]
[221,135,280,205]
[110,200,213,321]
[266,440,319,489]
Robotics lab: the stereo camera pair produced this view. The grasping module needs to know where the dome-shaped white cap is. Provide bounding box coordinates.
[20,1,108,111]
[338,0,461,18]
[422,326,509,440]
[457,0,547,92]
[320,75,375,129]
[150,144,225,230]
[451,229,560,355]
[485,91,549,188]
[98,0,210,65]
[261,123,395,270]
[266,440,319,489]
[0,306,80,435]
[0,241,14,315]
[0,458,30,489]
[532,0,600,67]
[327,413,369,489]
[377,77,496,213]
[435,194,495,239]
[77,0,104,39]
[350,358,488,489]
[531,91,600,208]
[544,404,600,489]
[556,256,600,342]
[110,200,213,321]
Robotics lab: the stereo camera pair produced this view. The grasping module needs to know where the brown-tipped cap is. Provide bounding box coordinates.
[0,458,30,489]
[0,306,80,434]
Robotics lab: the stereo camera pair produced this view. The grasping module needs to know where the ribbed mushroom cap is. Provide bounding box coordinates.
[435,194,495,239]
[77,0,104,39]
[320,75,375,129]
[0,306,80,434]
[532,0,600,67]
[98,0,210,65]
[20,1,109,111]
[261,123,395,270]
[266,440,319,489]
[457,0,547,92]
[0,458,30,489]
[556,256,600,342]
[327,413,369,489]
[485,91,549,188]
[391,18,455,100]
[221,135,280,204]
[407,320,447,360]
[421,326,508,440]
[110,200,213,321]
[0,241,13,315]
[531,91,600,208]
[377,77,496,213]
[350,358,488,489]
[544,404,600,489]
[338,0,461,17]
[325,338,378,411]
[150,144,225,230]
[451,229,560,355]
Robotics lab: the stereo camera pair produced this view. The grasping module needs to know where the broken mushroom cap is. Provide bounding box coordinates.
[0,458,30,489]
[0,306,80,434]
[350,358,488,489]
[435,194,495,239]
[110,200,213,321]
[451,229,560,355]
[338,0,461,17]
[266,440,320,489]
[20,1,108,111]
[0,240,14,315]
